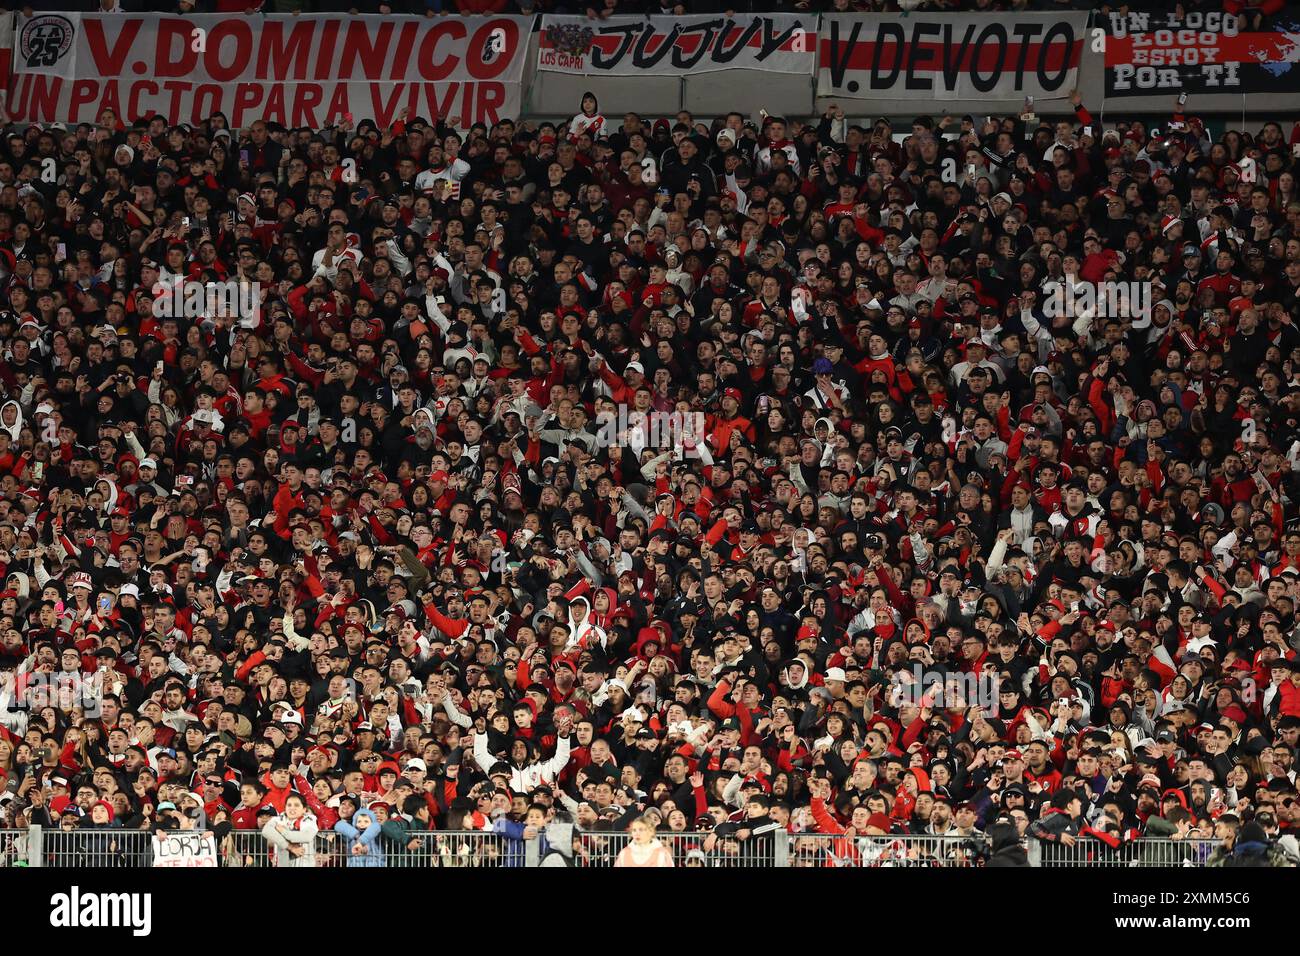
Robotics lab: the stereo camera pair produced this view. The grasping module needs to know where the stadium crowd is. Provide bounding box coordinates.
[24,2,1290,23]
[0,68,1298,868]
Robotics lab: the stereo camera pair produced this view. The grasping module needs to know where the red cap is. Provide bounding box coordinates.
[723,387,743,402]
[1220,705,1248,725]
[430,470,449,483]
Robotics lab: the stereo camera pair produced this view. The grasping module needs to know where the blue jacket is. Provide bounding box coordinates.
[492,818,551,868]
[334,809,386,868]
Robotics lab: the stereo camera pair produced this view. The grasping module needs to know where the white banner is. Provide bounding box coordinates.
[152,832,218,868]
[8,13,532,128]
[538,14,817,76]
[818,13,1090,102]
[0,14,12,85]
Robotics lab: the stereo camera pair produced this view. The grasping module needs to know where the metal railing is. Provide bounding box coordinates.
[320,829,519,867]
[0,828,31,867]
[29,826,156,867]
[570,830,735,867]
[1030,837,1219,867]
[0,827,1237,868]
[790,832,990,867]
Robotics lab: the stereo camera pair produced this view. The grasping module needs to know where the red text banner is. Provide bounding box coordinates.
[818,13,1088,102]
[8,13,532,128]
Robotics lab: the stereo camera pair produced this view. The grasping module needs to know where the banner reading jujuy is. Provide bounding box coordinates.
[537,14,817,76]
[1102,10,1300,96]
[818,12,1088,102]
[7,13,533,128]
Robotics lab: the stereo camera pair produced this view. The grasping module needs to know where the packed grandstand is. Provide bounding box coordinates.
[0,0,1298,870]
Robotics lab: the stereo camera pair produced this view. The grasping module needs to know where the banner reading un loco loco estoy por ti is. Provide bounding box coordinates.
[818,13,1088,102]
[538,14,817,76]
[1102,11,1300,96]
[8,13,532,128]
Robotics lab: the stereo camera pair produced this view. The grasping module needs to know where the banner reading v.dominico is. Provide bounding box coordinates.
[7,13,532,128]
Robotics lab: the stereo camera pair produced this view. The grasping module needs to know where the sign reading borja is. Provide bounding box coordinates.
[8,13,532,127]
[152,832,218,868]
[537,14,817,76]
[818,12,1088,102]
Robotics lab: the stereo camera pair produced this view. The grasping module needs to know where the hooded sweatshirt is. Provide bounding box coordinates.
[333,808,386,867]
[0,400,22,441]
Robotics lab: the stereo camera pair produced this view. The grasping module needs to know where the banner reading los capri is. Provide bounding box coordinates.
[7,13,532,127]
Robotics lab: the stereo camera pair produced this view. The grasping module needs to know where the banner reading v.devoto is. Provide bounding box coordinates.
[8,13,532,128]
[818,12,1088,102]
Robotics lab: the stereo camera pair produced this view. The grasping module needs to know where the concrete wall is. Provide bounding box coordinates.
[523,23,1299,125]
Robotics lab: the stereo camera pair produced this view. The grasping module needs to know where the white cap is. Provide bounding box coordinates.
[120,583,140,599]
[139,458,157,470]
[405,758,427,773]
[824,667,847,683]
[625,362,644,374]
